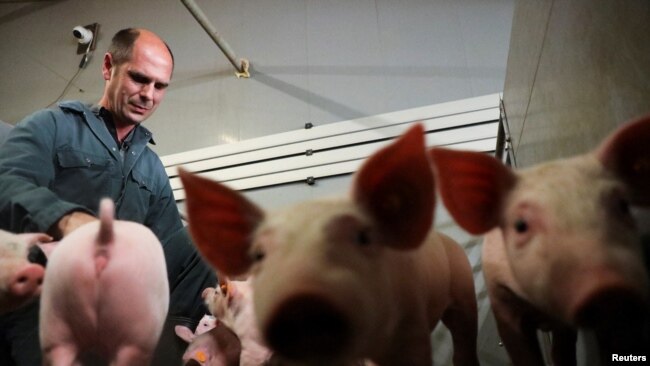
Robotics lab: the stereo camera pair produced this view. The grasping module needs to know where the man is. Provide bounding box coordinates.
[0,28,215,365]
[0,120,12,145]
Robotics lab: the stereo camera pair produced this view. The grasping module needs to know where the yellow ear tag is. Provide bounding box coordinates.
[196,350,207,363]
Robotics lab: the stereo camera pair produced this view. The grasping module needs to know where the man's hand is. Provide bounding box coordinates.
[51,211,98,239]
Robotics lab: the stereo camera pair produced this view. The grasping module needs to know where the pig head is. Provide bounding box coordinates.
[39,198,169,365]
[176,314,218,344]
[0,231,50,314]
[430,115,650,365]
[180,124,479,366]
[181,325,242,366]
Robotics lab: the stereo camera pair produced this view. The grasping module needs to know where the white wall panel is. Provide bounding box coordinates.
[165,93,501,200]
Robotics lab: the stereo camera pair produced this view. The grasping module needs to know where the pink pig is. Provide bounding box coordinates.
[179,124,479,366]
[39,198,169,365]
[174,311,242,366]
[179,321,242,366]
[203,278,273,366]
[430,115,650,365]
[0,230,51,314]
[176,313,219,343]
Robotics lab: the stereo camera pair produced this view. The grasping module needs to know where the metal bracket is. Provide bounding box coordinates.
[235,59,250,79]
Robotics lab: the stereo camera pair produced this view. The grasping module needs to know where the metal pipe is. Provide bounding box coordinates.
[181,0,250,78]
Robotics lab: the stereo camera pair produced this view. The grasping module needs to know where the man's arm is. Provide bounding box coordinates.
[0,109,93,238]
[51,211,98,238]
[144,175,183,246]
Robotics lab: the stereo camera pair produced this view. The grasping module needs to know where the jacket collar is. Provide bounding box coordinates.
[58,101,156,145]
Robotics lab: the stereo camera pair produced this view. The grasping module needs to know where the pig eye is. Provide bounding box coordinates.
[514,219,528,233]
[251,248,265,262]
[357,230,371,246]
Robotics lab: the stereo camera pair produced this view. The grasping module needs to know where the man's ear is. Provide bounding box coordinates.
[102,53,114,81]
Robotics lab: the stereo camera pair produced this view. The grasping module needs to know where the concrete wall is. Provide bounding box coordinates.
[503,0,650,168]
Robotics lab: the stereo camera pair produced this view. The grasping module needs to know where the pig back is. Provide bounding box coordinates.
[93,220,169,342]
[425,232,476,325]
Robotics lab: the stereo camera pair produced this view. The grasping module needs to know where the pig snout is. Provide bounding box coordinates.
[571,280,650,356]
[265,293,353,361]
[557,267,648,327]
[9,263,44,298]
[572,287,647,328]
[27,244,48,266]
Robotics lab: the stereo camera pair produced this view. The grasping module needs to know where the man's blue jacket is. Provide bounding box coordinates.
[0,101,182,244]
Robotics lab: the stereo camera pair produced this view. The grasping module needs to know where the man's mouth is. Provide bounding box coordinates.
[131,103,151,114]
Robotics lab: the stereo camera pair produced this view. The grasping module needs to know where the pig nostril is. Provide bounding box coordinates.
[575,289,649,356]
[266,295,351,361]
[575,289,646,327]
[17,276,28,284]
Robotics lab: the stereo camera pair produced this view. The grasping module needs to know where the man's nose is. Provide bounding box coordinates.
[139,83,154,100]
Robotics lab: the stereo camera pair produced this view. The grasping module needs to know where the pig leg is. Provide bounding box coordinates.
[440,239,479,366]
[377,322,432,366]
[550,327,577,366]
[43,343,79,366]
[488,285,546,366]
[40,260,103,365]
[441,306,479,366]
[111,345,152,366]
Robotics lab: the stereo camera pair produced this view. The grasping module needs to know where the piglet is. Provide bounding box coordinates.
[176,314,219,343]
[203,278,273,365]
[0,231,51,314]
[430,115,650,365]
[39,198,169,365]
[180,323,242,366]
[179,124,479,366]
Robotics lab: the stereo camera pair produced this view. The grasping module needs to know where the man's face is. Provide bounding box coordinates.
[102,35,173,127]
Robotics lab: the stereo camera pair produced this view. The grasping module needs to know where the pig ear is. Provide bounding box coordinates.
[596,114,650,205]
[429,147,516,234]
[174,325,195,343]
[179,168,264,277]
[219,277,231,297]
[352,124,435,249]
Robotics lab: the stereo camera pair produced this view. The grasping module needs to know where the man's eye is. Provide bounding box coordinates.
[129,73,149,84]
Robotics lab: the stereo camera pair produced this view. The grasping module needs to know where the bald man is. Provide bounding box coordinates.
[0,28,215,365]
